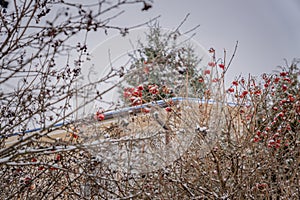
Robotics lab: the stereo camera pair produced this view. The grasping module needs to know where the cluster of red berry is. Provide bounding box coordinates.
[232,68,299,150]
[123,84,173,107]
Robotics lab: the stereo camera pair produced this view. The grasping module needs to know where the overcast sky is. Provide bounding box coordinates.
[87,0,300,83]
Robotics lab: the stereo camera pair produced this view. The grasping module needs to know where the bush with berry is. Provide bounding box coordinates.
[89,40,300,199]
[120,23,207,105]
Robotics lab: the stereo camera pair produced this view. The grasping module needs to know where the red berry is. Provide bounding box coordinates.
[256,131,261,136]
[218,63,225,70]
[212,78,219,82]
[289,96,295,102]
[208,62,216,67]
[284,78,291,83]
[132,89,140,97]
[142,108,150,113]
[240,90,248,98]
[274,77,280,83]
[280,99,287,105]
[282,85,287,91]
[253,136,260,142]
[254,90,261,95]
[278,112,284,117]
[165,107,172,112]
[280,72,287,77]
[232,81,238,86]
[50,167,57,171]
[272,106,278,111]
[71,133,79,139]
[264,83,269,88]
[149,85,159,94]
[137,85,144,91]
[56,154,61,161]
[273,132,280,137]
[268,139,275,145]
[228,88,234,93]
[123,91,131,98]
[204,69,210,75]
[97,113,105,121]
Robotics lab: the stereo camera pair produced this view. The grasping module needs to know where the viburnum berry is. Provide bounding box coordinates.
[240,78,245,84]
[70,133,79,139]
[132,89,141,97]
[282,85,288,91]
[268,139,275,147]
[280,72,288,77]
[289,96,295,102]
[255,90,262,95]
[204,69,210,75]
[31,158,37,162]
[131,97,142,106]
[56,154,61,161]
[280,99,287,105]
[218,63,225,70]
[96,112,105,121]
[208,62,216,67]
[165,107,172,112]
[149,84,159,94]
[228,88,234,93]
[273,132,280,138]
[137,85,144,91]
[284,78,291,83]
[253,136,260,142]
[198,77,204,83]
[264,83,269,88]
[142,107,150,113]
[232,81,238,86]
[278,112,284,118]
[256,130,262,137]
[212,78,219,83]
[274,77,280,83]
[240,90,248,98]
[123,91,131,98]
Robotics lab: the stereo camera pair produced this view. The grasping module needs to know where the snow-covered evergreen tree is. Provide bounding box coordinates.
[121,23,206,104]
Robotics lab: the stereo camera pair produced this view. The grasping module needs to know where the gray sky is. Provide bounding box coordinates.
[77,0,300,114]
[87,0,300,83]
